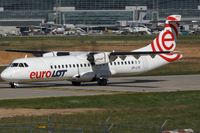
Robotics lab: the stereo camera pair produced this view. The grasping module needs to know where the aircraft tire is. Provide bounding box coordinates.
[9,83,17,88]
[97,78,108,86]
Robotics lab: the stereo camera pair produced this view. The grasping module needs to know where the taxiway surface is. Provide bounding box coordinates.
[0,75,199,100]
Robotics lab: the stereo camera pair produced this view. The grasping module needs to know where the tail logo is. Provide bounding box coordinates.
[151,23,181,62]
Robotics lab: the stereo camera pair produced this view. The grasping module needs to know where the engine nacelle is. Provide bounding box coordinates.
[94,52,110,65]
[42,52,70,57]
[43,52,57,57]
[87,52,110,65]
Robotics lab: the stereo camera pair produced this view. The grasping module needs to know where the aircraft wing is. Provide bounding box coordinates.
[108,51,177,60]
[109,51,172,56]
[87,51,180,65]
[5,49,70,57]
[5,49,180,63]
[5,49,50,57]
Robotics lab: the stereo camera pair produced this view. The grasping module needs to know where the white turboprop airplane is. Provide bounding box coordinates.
[1,15,182,88]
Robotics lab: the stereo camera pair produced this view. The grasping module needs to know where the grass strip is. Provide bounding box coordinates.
[0,92,200,132]
[0,91,199,109]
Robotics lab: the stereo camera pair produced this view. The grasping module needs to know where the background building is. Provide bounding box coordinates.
[0,0,199,26]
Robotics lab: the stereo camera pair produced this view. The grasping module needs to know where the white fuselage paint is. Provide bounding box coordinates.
[1,52,168,83]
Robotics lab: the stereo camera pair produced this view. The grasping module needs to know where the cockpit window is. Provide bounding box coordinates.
[19,63,24,67]
[24,63,28,67]
[11,63,18,67]
[10,63,29,67]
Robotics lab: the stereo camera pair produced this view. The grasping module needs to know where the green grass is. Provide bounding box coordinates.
[0,35,198,42]
[140,60,200,76]
[0,91,199,109]
[0,35,153,51]
[0,92,200,132]
[0,35,200,50]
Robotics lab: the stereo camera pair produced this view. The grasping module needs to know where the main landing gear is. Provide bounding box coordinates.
[97,78,108,86]
[71,78,108,86]
[9,82,19,88]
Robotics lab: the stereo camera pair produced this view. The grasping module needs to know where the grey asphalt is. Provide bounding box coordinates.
[0,75,199,100]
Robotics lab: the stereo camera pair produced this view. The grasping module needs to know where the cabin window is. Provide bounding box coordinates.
[125,61,127,65]
[73,64,76,68]
[65,65,68,68]
[69,64,72,68]
[84,64,87,67]
[118,62,120,65]
[62,65,64,68]
[128,61,130,64]
[80,64,83,67]
[121,62,124,65]
[131,61,134,64]
[77,64,79,67]
[58,65,60,69]
[114,62,116,65]
[135,61,137,64]
[110,62,112,65]
[50,65,53,69]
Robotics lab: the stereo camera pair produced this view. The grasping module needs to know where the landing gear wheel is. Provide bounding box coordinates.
[97,78,108,86]
[9,83,17,88]
[72,81,81,86]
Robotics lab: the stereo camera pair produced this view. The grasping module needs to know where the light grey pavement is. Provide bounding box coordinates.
[0,75,199,100]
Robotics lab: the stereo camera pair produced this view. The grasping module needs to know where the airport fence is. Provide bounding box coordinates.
[0,118,169,133]
[0,123,159,133]
[0,117,197,133]
[0,123,84,133]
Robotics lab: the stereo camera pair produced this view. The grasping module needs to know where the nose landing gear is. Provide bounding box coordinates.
[9,83,19,88]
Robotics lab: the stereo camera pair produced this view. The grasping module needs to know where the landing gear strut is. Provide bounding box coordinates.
[9,83,18,88]
[97,78,108,86]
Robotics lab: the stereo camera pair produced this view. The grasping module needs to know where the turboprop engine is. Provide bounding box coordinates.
[42,52,70,57]
[87,52,110,65]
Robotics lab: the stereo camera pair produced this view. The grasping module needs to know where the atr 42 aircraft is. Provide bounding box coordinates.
[1,15,182,88]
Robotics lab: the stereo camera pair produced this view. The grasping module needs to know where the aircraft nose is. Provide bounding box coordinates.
[0,69,12,81]
[1,71,8,81]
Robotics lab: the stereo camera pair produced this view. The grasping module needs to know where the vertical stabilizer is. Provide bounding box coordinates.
[134,15,182,62]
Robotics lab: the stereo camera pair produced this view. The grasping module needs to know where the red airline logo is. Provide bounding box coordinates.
[30,70,67,79]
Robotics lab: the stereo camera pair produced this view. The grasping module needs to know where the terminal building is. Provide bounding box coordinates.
[0,0,199,26]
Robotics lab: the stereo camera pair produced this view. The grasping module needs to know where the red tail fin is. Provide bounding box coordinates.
[134,15,182,62]
[151,15,181,52]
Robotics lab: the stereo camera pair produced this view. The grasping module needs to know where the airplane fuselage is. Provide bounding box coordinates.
[1,52,169,83]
